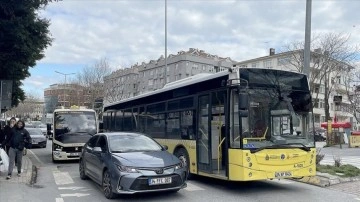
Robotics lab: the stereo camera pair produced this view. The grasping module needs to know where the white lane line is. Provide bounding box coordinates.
[28,149,44,165]
[184,182,205,191]
[60,193,90,198]
[53,170,74,185]
[58,186,86,191]
[268,179,294,184]
[55,198,64,202]
[355,198,360,201]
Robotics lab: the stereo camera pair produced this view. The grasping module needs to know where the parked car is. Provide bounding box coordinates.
[36,124,48,136]
[26,128,47,148]
[79,132,187,199]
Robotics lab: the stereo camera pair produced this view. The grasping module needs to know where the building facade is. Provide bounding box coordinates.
[104,48,235,105]
[234,48,357,130]
[44,83,92,112]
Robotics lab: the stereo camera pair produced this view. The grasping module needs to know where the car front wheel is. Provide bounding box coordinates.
[102,170,117,199]
[79,159,88,180]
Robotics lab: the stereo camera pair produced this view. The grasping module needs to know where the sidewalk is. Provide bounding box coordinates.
[0,155,36,201]
[295,142,360,187]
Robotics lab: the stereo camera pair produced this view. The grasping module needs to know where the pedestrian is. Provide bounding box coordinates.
[1,117,17,154]
[3,120,31,179]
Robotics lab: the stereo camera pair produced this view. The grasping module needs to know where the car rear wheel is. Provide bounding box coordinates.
[79,159,88,180]
[175,148,193,180]
[103,170,117,199]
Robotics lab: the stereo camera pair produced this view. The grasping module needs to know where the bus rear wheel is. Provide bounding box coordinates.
[174,148,193,180]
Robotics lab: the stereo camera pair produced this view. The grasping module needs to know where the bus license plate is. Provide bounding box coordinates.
[69,152,80,156]
[275,171,292,178]
[148,177,172,185]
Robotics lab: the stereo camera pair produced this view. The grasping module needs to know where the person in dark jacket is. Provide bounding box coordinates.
[1,117,17,154]
[5,120,31,179]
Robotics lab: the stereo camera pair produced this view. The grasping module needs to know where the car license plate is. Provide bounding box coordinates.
[69,152,80,156]
[275,171,292,178]
[148,177,172,185]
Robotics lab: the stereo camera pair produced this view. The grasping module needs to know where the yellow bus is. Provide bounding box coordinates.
[103,68,316,181]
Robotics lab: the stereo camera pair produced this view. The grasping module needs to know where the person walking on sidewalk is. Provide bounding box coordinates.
[3,120,31,179]
[1,117,17,154]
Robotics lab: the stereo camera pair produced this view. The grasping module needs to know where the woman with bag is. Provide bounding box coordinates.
[1,117,17,154]
[3,120,31,179]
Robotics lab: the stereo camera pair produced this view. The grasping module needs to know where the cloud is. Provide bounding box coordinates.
[22,0,360,97]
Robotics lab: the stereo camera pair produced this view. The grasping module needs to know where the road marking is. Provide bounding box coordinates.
[60,193,90,198]
[53,171,74,185]
[184,182,205,191]
[355,198,360,201]
[58,186,86,191]
[28,149,44,165]
[55,198,64,202]
[268,179,294,184]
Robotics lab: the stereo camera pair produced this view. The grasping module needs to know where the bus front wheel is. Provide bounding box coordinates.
[174,148,193,180]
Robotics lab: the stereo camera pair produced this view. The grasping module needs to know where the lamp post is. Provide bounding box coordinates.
[55,71,75,107]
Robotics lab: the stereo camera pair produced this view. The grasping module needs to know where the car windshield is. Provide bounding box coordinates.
[27,128,43,136]
[109,134,163,153]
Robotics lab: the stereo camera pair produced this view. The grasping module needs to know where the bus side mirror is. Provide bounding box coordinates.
[238,92,249,110]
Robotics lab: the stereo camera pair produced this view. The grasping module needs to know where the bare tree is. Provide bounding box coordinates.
[344,68,360,124]
[76,58,112,109]
[281,33,359,125]
[7,91,43,120]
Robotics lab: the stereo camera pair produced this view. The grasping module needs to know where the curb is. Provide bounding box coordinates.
[293,174,360,187]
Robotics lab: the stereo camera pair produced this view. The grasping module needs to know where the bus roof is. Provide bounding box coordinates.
[104,70,231,108]
[54,108,96,113]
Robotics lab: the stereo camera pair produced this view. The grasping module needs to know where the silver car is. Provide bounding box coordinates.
[26,128,47,148]
[79,132,187,199]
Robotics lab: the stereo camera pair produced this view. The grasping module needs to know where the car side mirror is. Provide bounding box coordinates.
[93,147,102,152]
[162,145,168,150]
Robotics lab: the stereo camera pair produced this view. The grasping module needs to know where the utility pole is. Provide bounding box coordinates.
[303,0,312,77]
[164,0,168,86]
[55,71,75,107]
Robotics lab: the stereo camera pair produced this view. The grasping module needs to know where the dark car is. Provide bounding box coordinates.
[79,132,187,199]
[26,128,47,148]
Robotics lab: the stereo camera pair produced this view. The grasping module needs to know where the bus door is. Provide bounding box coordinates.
[197,95,212,173]
[197,91,227,176]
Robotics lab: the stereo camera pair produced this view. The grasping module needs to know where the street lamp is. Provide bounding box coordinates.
[55,71,75,107]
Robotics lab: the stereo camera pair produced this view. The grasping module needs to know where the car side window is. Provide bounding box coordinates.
[87,136,99,148]
[96,136,108,152]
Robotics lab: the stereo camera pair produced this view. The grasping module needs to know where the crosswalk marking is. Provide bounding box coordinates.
[55,198,64,202]
[184,182,205,191]
[267,179,294,184]
[320,156,360,169]
[53,170,74,185]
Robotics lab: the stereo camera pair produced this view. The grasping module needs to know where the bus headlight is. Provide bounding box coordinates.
[54,144,62,151]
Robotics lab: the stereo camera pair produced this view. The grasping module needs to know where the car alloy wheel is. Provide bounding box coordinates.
[79,160,88,180]
[102,170,116,199]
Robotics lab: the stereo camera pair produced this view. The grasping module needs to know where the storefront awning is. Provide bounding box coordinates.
[320,122,351,129]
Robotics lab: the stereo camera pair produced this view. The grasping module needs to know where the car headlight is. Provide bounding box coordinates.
[175,163,184,170]
[117,165,139,173]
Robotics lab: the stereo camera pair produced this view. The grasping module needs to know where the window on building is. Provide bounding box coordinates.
[263,60,272,69]
[314,114,321,123]
[313,98,319,108]
[148,80,153,86]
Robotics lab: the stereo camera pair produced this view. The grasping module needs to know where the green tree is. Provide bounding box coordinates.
[0,0,54,110]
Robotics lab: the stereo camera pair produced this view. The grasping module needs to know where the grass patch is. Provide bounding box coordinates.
[316,164,360,177]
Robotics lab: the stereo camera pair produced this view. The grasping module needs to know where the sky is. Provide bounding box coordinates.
[23,0,360,99]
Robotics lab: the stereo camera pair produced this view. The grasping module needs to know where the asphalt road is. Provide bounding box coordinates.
[24,140,360,202]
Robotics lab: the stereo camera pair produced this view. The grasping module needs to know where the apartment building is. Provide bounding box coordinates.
[104,48,236,105]
[234,48,357,130]
[44,83,92,112]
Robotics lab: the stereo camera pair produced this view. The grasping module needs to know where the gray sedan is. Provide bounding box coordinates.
[26,128,47,148]
[79,132,187,199]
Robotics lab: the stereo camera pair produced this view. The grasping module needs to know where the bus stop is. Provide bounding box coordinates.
[320,121,351,148]
[349,131,360,148]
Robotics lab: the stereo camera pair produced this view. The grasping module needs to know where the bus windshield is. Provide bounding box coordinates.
[54,111,97,143]
[231,69,315,151]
